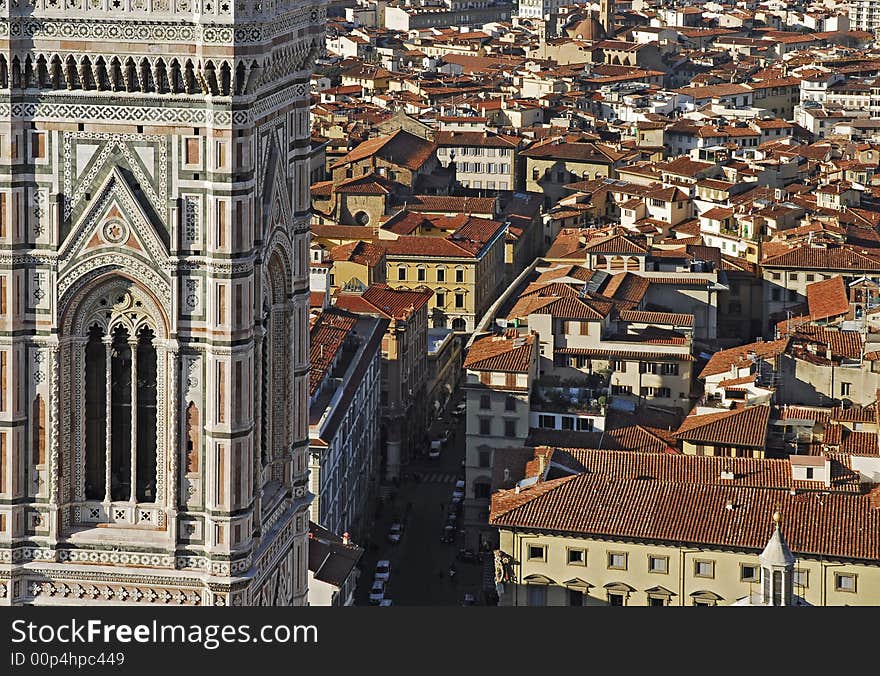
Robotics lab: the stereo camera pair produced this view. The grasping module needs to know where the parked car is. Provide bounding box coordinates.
[387,522,403,544]
[379,599,393,607]
[454,479,465,491]
[374,560,391,582]
[369,580,385,604]
[451,403,467,418]
[428,439,443,459]
[461,593,476,606]
[452,486,464,503]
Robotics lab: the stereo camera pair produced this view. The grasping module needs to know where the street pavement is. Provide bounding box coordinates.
[354,396,487,606]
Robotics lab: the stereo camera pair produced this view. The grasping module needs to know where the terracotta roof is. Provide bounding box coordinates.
[583,233,649,255]
[464,332,535,374]
[406,195,497,215]
[329,240,385,267]
[555,347,695,361]
[619,310,694,327]
[334,283,431,320]
[672,405,771,449]
[701,338,790,378]
[806,275,849,322]
[762,244,880,271]
[330,129,437,171]
[489,454,880,562]
[309,309,359,397]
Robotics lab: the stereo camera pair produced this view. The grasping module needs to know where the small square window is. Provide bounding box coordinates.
[479,394,491,410]
[835,573,857,593]
[695,560,715,579]
[527,545,546,562]
[607,592,625,606]
[648,596,666,607]
[567,548,586,566]
[793,569,809,589]
[740,564,759,582]
[607,552,627,570]
[648,556,668,574]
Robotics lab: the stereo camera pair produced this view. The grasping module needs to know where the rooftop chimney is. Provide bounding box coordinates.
[538,453,547,476]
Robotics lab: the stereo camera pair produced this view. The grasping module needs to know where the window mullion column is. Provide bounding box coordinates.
[129,337,138,504]
[103,336,113,506]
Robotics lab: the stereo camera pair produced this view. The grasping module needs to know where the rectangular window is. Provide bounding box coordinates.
[31,131,46,160]
[527,545,547,561]
[694,560,715,578]
[479,418,491,435]
[479,394,491,410]
[216,362,225,424]
[504,419,517,438]
[793,569,809,589]
[648,596,666,607]
[567,548,586,566]
[185,137,201,165]
[607,552,627,570]
[455,269,465,283]
[538,414,555,429]
[216,284,226,324]
[437,267,446,282]
[436,292,445,307]
[576,418,593,432]
[216,199,227,248]
[478,450,491,468]
[398,267,406,281]
[841,382,851,396]
[215,140,228,170]
[835,573,857,593]
[740,564,759,582]
[568,589,584,606]
[611,360,626,372]
[455,293,465,308]
[417,268,426,282]
[505,395,516,411]
[607,592,625,606]
[648,556,668,574]
[662,363,679,375]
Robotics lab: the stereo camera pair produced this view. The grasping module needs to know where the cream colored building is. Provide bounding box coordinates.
[491,450,880,606]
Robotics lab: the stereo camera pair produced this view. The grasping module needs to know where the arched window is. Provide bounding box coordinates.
[451,318,467,332]
[68,280,168,518]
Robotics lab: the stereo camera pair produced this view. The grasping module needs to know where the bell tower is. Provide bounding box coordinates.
[600,0,613,35]
[0,0,325,606]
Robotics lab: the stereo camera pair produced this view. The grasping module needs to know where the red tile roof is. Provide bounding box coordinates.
[464,332,535,374]
[700,338,790,378]
[672,405,771,449]
[335,283,432,320]
[489,453,880,562]
[806,275,849,321]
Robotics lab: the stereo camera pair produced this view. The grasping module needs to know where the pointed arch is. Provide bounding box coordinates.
[0,55,8,90]
[64,54,79,89]
[36,54,48,88]
[183,59,196,94]
[10,55,21,89]
[154,57,168,94]
[138,57,152,93]
[79,54,93,90]
[94,56,109,90]
[50,54,62,89]
[203,60,218,96]
[169,58,182,94]
[123,57,137,92]
[219,61,231,96]
[234,61,246,95]
[23,55,33,89]
[109,56,123,91]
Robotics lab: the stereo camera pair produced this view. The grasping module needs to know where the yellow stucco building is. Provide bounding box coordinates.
[490,449,880,606]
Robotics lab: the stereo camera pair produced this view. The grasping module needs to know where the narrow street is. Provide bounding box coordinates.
[354,394,489,606]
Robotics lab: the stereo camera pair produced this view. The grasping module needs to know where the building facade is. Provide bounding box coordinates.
[0,0,325,606]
